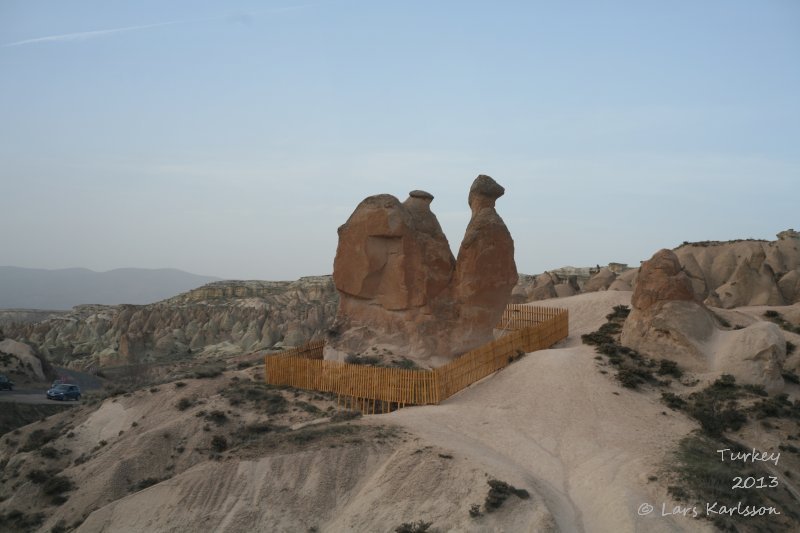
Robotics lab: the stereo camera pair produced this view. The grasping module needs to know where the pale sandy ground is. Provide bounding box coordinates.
[34,292,720,533]
[384,291,710,533]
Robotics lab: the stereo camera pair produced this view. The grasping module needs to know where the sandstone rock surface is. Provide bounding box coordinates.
[325,176,517,366]
[713,321,786,394]
[674,231,800,308]
[583,267,617,292]
[451,176,519,354]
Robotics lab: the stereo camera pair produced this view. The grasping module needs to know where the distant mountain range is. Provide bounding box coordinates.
[0,266,221,310]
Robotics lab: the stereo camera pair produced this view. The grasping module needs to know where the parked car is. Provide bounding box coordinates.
[0,375,14,391]
[46,384,81,401]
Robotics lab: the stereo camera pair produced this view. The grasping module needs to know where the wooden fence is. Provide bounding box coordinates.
[264,304,568,413]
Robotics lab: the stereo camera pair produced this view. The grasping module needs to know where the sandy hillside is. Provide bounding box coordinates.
[11,291,785,532]
[76,292,708,532]
[385,292,707,533]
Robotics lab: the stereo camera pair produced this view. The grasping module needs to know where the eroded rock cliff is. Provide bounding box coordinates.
[1,277,338,370]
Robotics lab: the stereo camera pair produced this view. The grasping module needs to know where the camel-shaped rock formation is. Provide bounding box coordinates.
[324,175,518,367]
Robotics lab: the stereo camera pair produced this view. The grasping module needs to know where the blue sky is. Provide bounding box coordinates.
[1,0,798,280]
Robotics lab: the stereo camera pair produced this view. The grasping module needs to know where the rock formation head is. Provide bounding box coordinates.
[630,249,695,311]
[468,174,505,213]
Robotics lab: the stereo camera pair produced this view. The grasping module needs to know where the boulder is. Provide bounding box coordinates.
[630,249,695,311]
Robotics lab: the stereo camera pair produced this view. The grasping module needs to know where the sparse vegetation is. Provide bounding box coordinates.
[20,426,62,452]
[203,410,228,425]
[484,479,530,512]
[210,435,228,453]
[330,409,362,423]
[0,510,45,531]
[42,475,74,496]
[220,380,289,414]
[668,432,799,530]
[583,304,679,390]
[39,446,59,459]
[763,310,800,334]
[782,370,800,384]
[133,477,165,491]
[660,374,800,437]
[191,363,225,379]
[345,354,381,365]
[175,397,194,411]
[26,469,50,484]
[394,520,432,533]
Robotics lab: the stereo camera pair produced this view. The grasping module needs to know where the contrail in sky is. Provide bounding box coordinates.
[1,5,315,48]
[2,20,186,48]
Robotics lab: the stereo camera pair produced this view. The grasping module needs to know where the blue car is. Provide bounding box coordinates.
[0,375,13,391]
[47,384,81,401]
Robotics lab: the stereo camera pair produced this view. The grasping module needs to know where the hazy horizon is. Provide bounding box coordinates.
[2,1,798,280]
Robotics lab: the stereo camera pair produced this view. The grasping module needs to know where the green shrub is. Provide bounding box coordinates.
[43,475,74,495]
[175,398,194,411]
[1,510,44,530]
[484,479,529,512]
[27,469,50,484]
[657,359,682,378]
[782,370,800,384]
[21,427,61,452]
[39,446,59,459]
[394,521,432,533]
[661,392,686,410]
[210,435,228,452]
[204,410,228,425]
[344,354,381,366]
[134,477,163,491]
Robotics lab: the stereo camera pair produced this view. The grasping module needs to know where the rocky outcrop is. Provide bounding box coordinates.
[0,338,49,382]
[512,264,632,303]
[621,249,787,392]
[325,175,517,367]
[1,277,338,370]
[621,249,715,368]
[674,230,800,308]
[0,309,69,327]
[714,322,786,393]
